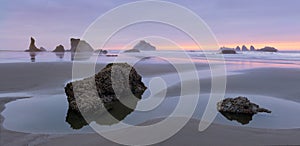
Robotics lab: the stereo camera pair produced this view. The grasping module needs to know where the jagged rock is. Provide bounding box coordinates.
[235,46,241,51]
[70,38,94,52]
[257,46,278,52]
[220,47,236,54]
[53,45,65,52]
[132,40,156,51]
[95,49,108,54]
[25,37,42,52]
[242,45,249,51]
[217,96,271,115]
[64,63,147,115]
[250,45,256,51]
[124,48,140,53]
[39,47,47,52]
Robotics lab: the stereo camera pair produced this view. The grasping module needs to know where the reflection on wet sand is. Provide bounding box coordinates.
[29,52,37,62]
[54,52,65,59]
[71,52,93,61]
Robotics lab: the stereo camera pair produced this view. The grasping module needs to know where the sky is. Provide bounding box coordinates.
[0,0,299,50]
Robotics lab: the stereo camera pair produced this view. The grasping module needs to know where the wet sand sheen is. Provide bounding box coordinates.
[1,62,300,145]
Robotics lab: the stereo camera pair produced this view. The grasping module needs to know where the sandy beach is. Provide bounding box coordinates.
[1,61,300,145]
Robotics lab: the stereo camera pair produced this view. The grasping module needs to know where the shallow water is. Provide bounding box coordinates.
[3,92,300,134]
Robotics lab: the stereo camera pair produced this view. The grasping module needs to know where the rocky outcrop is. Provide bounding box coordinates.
[242,45,249,51]
[250,45,256,51]
[217,96,271,115]
[132,40,156,51]
[257,46,278,52]
[53,45,65,52]
[70,38,94,52]
[25,37,42,52]
[64,63,147,116]
[235,46,241,51]
[220,47,236,54]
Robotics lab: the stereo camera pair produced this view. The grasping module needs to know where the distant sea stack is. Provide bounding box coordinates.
[53,45,65,52]
[250,45,256,51]
[70,38,94,52]
[235,46,241,51]
[132,40,156,51]
[124,40,156,53]
[25,37,42,52]
[257,46,278,52]
[242,45,249,51]
[220,47,237,54]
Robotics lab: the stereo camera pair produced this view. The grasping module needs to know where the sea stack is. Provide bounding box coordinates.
[132,40,156,51]
[220,47,237,54]
[242,45,249,51]
[250,45,256,51]
[235,46,241,51]
[257,46,278,52]
[53,45,65,52]
[25,37,42,52]
[70,38,94,52]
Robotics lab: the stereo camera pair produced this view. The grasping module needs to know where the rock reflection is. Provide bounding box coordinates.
[66,94,142,129]
[29,52,37,62]
[70,52,93,61]
[54,52,65,59]
[220,112,253,125]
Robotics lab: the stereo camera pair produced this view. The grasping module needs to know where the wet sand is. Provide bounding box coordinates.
[1,62,300,145]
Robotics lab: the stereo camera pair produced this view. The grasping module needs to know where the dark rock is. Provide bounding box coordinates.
[220,47,237,54]
[64,63,147,118]
[235,46,241,51]
[70,38,94,52]
[257,46,278,52]
[132,40,156,51]
[217,96,271,115]
[242,45,249,51]
[250,45,256,51]
[95,49,108,54]
[25,37,42,52]
[53,45,65,52]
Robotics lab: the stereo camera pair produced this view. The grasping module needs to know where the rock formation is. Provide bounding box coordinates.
[220,47,236,54]
[132,40,156,51]
[257,46,278,52]
[25,37,42,52]
[250,45,256,51]
[70,38,94,52]
[235,46,241,51]
[53,45,65,52]
[64,63,147,118]
[242,45,249,51]
[217,96,271,115]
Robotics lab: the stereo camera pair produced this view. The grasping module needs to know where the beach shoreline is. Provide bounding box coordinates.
[1,62,300,145]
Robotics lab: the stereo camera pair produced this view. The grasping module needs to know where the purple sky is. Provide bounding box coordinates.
[1,0,299,50]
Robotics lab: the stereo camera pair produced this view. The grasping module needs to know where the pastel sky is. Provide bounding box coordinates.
[0,0,299,50]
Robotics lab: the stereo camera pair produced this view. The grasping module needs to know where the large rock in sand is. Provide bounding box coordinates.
[217,96,271,115]
[64,63,147,116]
